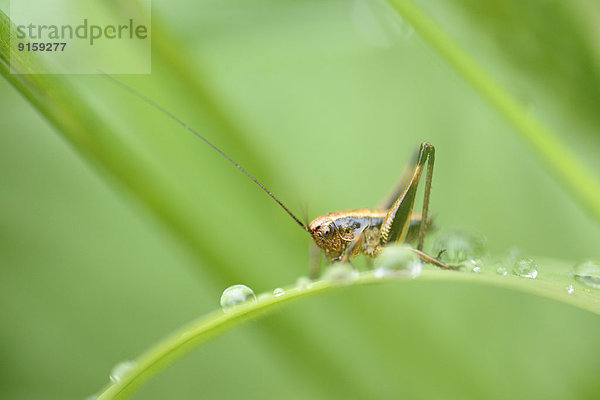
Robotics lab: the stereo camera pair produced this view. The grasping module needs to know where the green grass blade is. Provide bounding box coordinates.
[95,259,600,400]
[0,10,238,282]
[386,0,600,225]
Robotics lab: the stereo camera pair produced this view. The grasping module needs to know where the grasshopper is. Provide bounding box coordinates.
[307,141,456,277]
[106,76,454,276]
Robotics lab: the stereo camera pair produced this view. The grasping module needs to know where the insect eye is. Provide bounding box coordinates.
[322,225,333,237]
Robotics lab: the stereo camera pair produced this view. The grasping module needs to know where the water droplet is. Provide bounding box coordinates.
[496,266,508,276]
[109,360,136,383]
[565,284,574,295]
[352,0,413,48]
[296,276,312,290]
[220,284,256,312]
[432,231,487,264]
[374,244,421,278]
[84,395,98,400]
[512,257,538,279]
[323,263,359,284]
[573,260,600,289]
[273,288,285,297]
[461,259,482,273]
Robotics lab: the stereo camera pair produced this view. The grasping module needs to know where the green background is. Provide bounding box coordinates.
[1,0,600,398]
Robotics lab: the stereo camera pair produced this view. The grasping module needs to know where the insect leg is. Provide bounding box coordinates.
[416,142,434,251]
[378,142,455,270]
[404,212,435,244]
[379,142,434,247]
[411,248,459,270]
[378,144,435,246]
[309,241,322,279]
[340,226,368,264]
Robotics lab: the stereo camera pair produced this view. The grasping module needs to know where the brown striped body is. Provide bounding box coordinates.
[309,209,427,261]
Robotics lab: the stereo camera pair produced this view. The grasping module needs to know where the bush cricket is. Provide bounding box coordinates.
[105,75,455,277]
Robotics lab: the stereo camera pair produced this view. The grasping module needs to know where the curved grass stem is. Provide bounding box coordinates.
[95,264,600,400]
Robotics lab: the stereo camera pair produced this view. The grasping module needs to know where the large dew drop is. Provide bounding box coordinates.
[573,260,600,289]
[109,360,136,383]
[512,258,538,279]
[374,244,421,278]
[220,284,257,312]
[432,231,486,265]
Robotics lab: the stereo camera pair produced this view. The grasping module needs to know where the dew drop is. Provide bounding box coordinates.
[374,244,421,278]
[512,257,538,279]
[565,284,574,295]
[496,266,508,276]
[109,360,136,383]
[296,276,313,290]
[273,288,285,297]
[461,259,482,273]
[220,284,257,312]
[573,260,600,289]
[432,231,486,264]
[323,263,359,284]
[84,395,98,400]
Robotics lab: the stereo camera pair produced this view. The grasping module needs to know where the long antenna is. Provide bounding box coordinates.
[102,73,309,232]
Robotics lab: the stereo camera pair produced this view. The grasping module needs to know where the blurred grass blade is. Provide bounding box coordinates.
[107,1,273,180]
[0,10,236,282]
[386,0,600,225]
[95,262,600,400]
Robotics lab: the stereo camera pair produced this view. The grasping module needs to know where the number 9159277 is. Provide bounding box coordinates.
[17,42,66,51]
